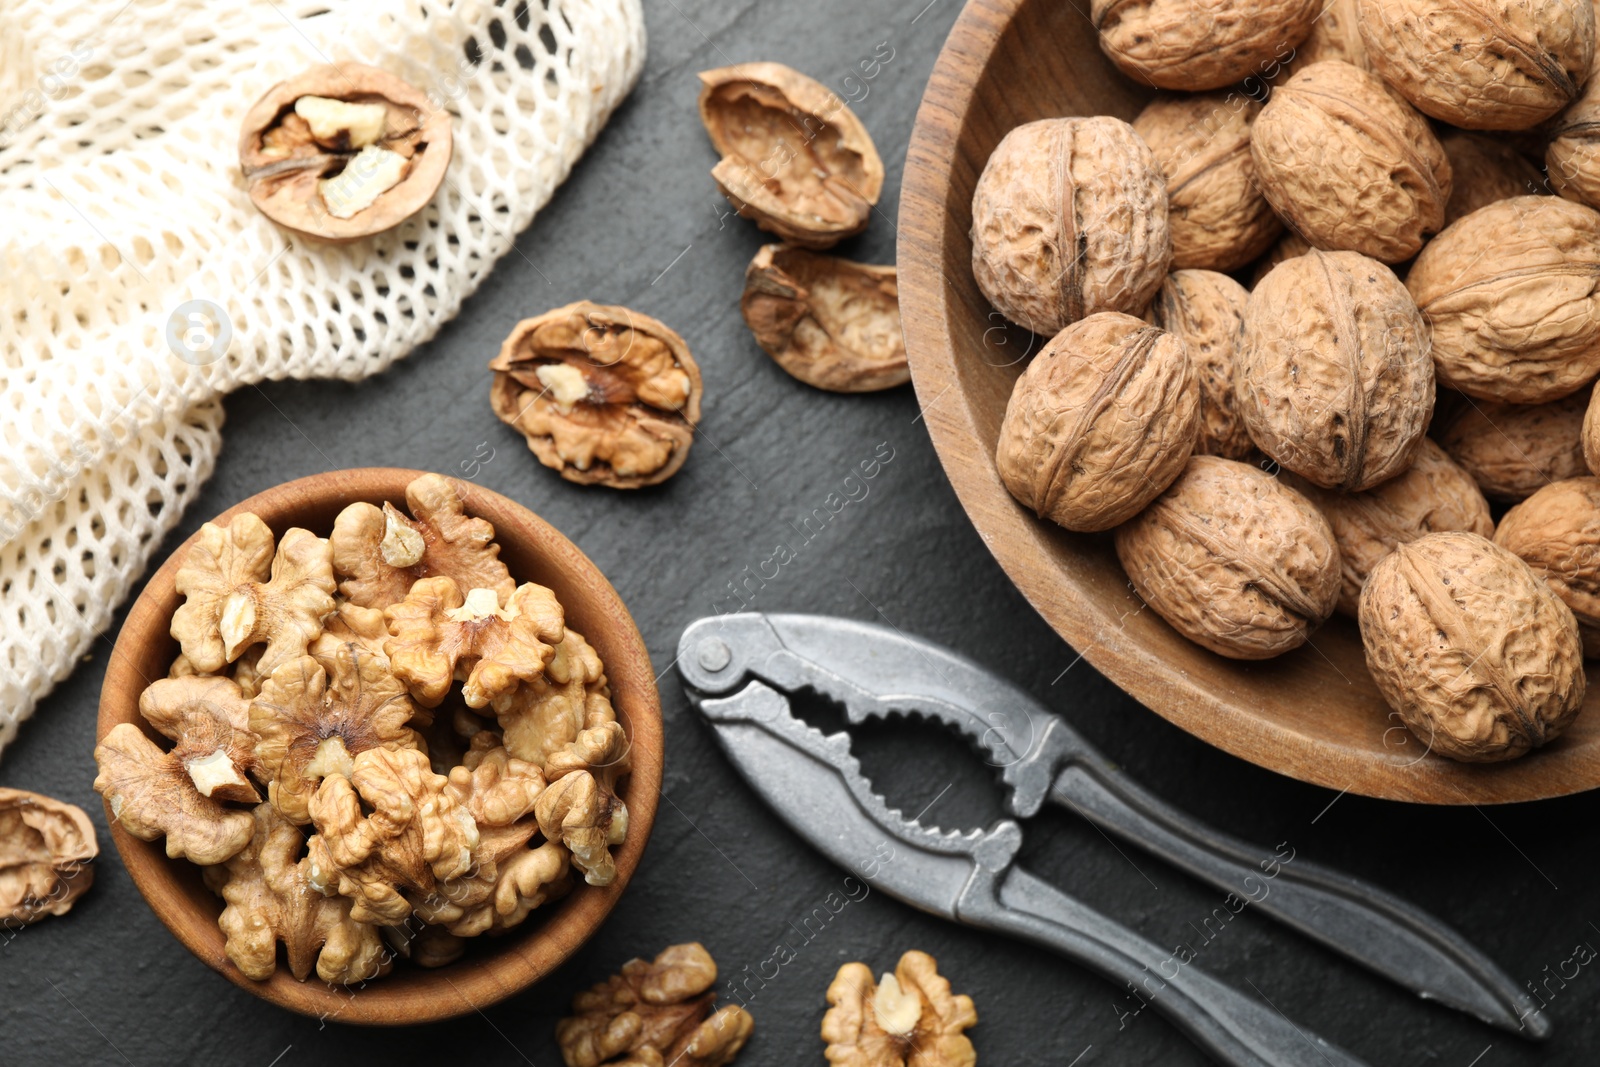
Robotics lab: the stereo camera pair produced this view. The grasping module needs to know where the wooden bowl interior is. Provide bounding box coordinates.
[897,0,1600,803]
[97,469,662,1023]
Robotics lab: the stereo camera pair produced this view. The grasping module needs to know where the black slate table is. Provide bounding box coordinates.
[7,2,1600,1064]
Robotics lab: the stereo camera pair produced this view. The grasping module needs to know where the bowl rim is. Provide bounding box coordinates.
[896,0,1600,805]
[96,468,662,1024]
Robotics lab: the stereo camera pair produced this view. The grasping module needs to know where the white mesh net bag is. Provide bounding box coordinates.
[0,0,647,754]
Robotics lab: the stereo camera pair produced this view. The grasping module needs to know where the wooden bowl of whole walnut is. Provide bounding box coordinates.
[900,0,1600,804]
[95,469,662,1023]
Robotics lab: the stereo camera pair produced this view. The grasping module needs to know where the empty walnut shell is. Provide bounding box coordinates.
[996,311,1197,532]
[1357,0,1595,131]
[1132,92,1282,272]
[1440,131,1546,226]
[1115,456,1340,660]
[238,64,453,243]
[1286,438,1493,617]
[1146,269,1253,460]
[971,117,1170,337]
[1547,73,1600,211]
[1252,61,1451,264]
[1091,0,1320,91]
[1496,477,1600,655]
[1238,249,1434,491]
[0,788,97,928]
[1407,196,1600,404]
[1359,531,1586,763]
[698,63,884,249]
[740,243,905,392]
[489,302,702,489]
[1438,392,1589,503]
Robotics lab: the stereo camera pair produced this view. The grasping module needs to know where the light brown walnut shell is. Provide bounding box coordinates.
[0,788,97,929]
[1359,531,1586,762]
[1133,92,1281,272]
[1437,392,1589,502]
[996,311,1198,532]
[1281,0,1372,78]
[1440,131,1547,226]
[1114,456,1341,660]
[1549,72,1600,210]
[698,62,883,249]
[1251,61,1451,264]
[1239,249,1434,491]
[1285,438,1492,616]
[1587,380,1600,475]
[1146,270,1252,460]
[489,302,703,489]
[971,117,1171,337]
[740,244,906,392]
[1091,0,1319,91]
[1407,196,1600,403]
[1496,477,1600,655]
[1248,229,1313,290]
[822,950,977,1067]
[1357,0,1594,130]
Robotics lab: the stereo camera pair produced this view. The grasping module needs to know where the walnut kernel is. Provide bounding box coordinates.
[822,950,977,1067]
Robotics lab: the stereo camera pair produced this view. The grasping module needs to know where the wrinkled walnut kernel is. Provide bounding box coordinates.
[822,950,977,1067]
[0,788,97,928]
[385,577,565,708]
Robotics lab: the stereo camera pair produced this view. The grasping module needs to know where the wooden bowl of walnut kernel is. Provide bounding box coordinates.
[95,469,661,1023]
[898,0,1600,803]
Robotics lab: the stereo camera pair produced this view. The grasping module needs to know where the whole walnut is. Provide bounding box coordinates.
[1237,249,1434,491]
[1357,0,1595,130]
[1359,531,1586,763]
[1286,438,1492,617]
[996,312,1197,532]
[1251,61,1451,263]
[1146,270,1253,460]
[1495,477,1600,655]
[1114,456,1341,660]
[1436,392,1589,503]
[1132,93,1281,272]
[1547,73,1600,211]
[1407,196,1600,403]
[971,117,1170,337]
[1439,131,1548,226]
[1247,229,1313,289]
[1091,0,1320,91]
[1280,0,1371,79]
[1586,381,1600,476]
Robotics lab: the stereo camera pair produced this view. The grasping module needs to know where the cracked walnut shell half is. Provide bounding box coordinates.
[1359,532,1586,762]
[741,244,906,393]
[490,303,703,489]
[238,64,453,243]
[699,62,884,249]
[0,788,97,929]
[822,950,977,1067]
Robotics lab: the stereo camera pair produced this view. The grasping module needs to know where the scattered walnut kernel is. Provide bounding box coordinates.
[822,950,977,1067]
[1146,269,1253,460]
[1132,92,1281,272]
[557,942,753,1067]
[1439,131,1547,226]
[0,788,97,928]
[1408,196,1600,403]
[698,62,883,249]
[971,117,1170,338]
[1091,0,1320,91]
[1359,532,1587,762]
[1115,456,1341,659]
[490,302,704,489]
[238,64,452,242]
[996,311,1197,533]
[740,244,906,393]
[1251,61,1451,263]
[1494,477,1600,655]
[1436,392,1589,503]
[1356,0,1595,131]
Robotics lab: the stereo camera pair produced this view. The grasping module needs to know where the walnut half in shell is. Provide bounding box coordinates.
[741,244,906,393]
[0,788,97,929]
[238,64,452,243]
[490,302,704,489]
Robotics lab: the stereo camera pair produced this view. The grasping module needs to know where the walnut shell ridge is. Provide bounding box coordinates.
[1133,92,1281,272]
[1114,455,1341,660]
[1238,249,1434,492]
[1357,0,1595,131]
[1251,61,1451,263]
[1146,269,1253,460]
[1359,531,1586,763]
[1091,0,1320,91]
[1495,476,1600,655]
[971,117,1171,338]
[1407,196,1600,404]
[1437,391,1589,502]
[996,312,1198,532]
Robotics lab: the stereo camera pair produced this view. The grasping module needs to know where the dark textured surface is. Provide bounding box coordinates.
[6,1,1600,1064]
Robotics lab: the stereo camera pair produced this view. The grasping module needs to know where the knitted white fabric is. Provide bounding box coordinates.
[0,0,646,754]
